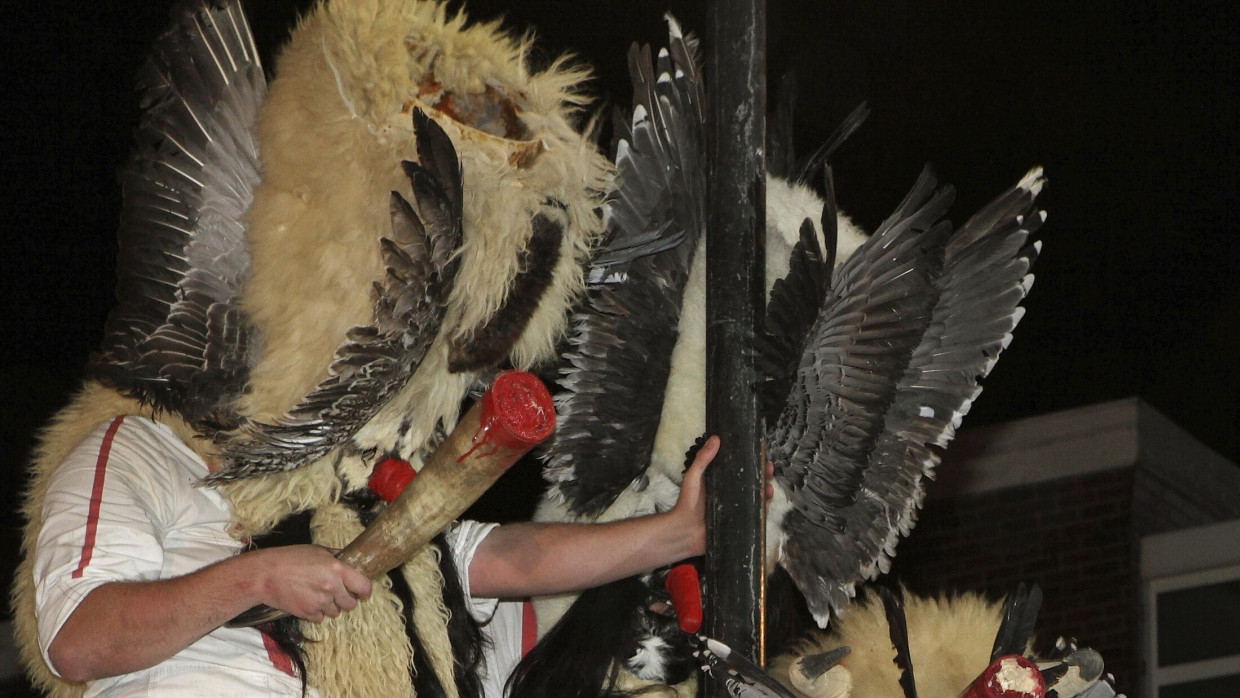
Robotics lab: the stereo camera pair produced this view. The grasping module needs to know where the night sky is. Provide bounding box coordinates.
[3,0,1238,601]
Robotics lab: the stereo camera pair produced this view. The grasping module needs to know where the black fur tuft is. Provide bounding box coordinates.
[246,512,315,694]
[508,573,693,698]
[992,582,1043,661]
[389,566,450,698]
[879,586,918,698]
[436,534,487,698]
[449,212,564,372]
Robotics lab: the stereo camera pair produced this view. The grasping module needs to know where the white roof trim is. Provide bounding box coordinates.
[932,398,1142,498]
[1141,518,1240,579]
[931,397,1237,498]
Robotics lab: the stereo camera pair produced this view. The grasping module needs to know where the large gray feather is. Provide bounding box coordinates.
[771,167,1046,626]
[87,0,264,430]
[543,17,706,516]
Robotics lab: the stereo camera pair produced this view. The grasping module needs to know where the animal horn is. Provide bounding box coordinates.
[229,370,554,627]
[339,370,554,575]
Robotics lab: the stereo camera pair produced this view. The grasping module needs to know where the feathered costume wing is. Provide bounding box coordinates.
[86,0,264,431]
[543,17,707,518]
[82,0,469,481]
[766,166,1045,627]
[527,13,1046,694]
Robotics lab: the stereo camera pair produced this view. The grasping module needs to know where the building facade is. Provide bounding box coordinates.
[890,398,1240,697]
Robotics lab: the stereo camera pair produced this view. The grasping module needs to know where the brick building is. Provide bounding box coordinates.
[889,398,1240,697]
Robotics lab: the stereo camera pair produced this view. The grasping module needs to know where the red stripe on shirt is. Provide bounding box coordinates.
[260,630,296,676]
[72,416,126,579]
[521,599,537,656]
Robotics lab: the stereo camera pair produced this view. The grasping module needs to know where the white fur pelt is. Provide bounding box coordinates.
[768,590,1008,698]
[531,176,867,692]
[14,1,611,696]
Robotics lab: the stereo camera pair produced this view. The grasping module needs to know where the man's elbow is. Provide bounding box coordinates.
[48,634,102,683]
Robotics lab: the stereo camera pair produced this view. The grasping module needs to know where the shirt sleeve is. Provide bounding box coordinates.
[443,519,501,623]
[32,416,171,674]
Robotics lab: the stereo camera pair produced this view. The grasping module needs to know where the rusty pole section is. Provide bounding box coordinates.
[703,0,767,693]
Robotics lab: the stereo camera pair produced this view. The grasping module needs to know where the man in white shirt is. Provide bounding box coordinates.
[34,415,720,696]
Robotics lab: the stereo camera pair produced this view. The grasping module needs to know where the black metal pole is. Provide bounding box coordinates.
[703,0,766,694]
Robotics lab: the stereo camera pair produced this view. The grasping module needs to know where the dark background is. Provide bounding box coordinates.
[3,0,1238,623]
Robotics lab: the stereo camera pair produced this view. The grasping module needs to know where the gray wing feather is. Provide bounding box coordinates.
[212,110,463,479]
[772,167,1046,626]
[88,0,265,429]
[542,17,706,516]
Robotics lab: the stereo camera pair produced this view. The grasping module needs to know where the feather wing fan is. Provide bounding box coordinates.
[542,16,707,518]
[87,0,265,431]
[765,166,1045,626]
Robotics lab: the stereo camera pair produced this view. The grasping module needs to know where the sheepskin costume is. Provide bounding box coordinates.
[768,590,1007,698]
[527,175,869,692]
[514,26,874,695]
[13,1,610,696]
[534,173,868,621]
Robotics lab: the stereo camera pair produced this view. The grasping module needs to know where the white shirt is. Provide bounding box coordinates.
[33,416,532,697]
[445,520,532,698]
[33,416,311,696]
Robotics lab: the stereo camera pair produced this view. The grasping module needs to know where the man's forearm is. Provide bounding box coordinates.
[47,554,266,682]
[47,543,371,682]
[469,436,718,599]
[469,511,703,598]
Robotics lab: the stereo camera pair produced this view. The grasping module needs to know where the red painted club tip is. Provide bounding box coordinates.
[368,457,416,503]
[480,371,556,449]
[962,654,1046,698]
[665,563,703,633]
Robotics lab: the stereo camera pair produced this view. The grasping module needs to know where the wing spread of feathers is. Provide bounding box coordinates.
[87,0,265,430]
[769,166,1045,627]
[212,109,463,479]
[542,17,707,517]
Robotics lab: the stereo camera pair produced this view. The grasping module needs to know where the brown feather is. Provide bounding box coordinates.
[449,212,563,372]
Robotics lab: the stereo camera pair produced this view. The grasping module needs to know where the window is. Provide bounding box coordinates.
[1142,520,1240,697]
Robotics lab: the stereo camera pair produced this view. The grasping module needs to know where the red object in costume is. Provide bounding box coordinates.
[961,654,1046,698]
[664,563,702,633]
[369,457,416,503]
